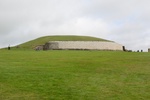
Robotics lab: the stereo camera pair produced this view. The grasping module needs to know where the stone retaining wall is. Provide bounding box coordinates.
[44,41,123,51]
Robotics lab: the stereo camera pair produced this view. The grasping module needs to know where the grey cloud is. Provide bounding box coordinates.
[0,0,150,51]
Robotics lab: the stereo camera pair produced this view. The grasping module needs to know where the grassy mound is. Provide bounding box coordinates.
[16,35,111,49]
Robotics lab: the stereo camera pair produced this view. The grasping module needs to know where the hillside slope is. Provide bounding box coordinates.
[17,35,112,49]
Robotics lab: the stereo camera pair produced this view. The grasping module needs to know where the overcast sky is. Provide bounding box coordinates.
[0,0,150,51]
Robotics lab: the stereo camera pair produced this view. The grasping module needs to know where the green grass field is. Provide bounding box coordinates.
[0,50,149,100]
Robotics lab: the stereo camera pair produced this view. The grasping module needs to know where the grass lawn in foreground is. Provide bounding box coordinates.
[0,50,149,100]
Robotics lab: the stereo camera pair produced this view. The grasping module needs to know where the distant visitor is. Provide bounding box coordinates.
[8,45,10,50]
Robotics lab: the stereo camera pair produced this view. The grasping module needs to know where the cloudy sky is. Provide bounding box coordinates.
[0,0,150,51]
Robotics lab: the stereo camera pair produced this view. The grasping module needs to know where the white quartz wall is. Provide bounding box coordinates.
[49,41,123,50]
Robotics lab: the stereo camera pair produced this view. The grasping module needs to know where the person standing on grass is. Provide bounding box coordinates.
[8,45,10,50]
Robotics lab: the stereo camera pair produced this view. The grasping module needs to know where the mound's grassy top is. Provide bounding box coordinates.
[17,35,112,49]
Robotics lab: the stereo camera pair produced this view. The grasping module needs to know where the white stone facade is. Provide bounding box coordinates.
[45,41,123,51]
